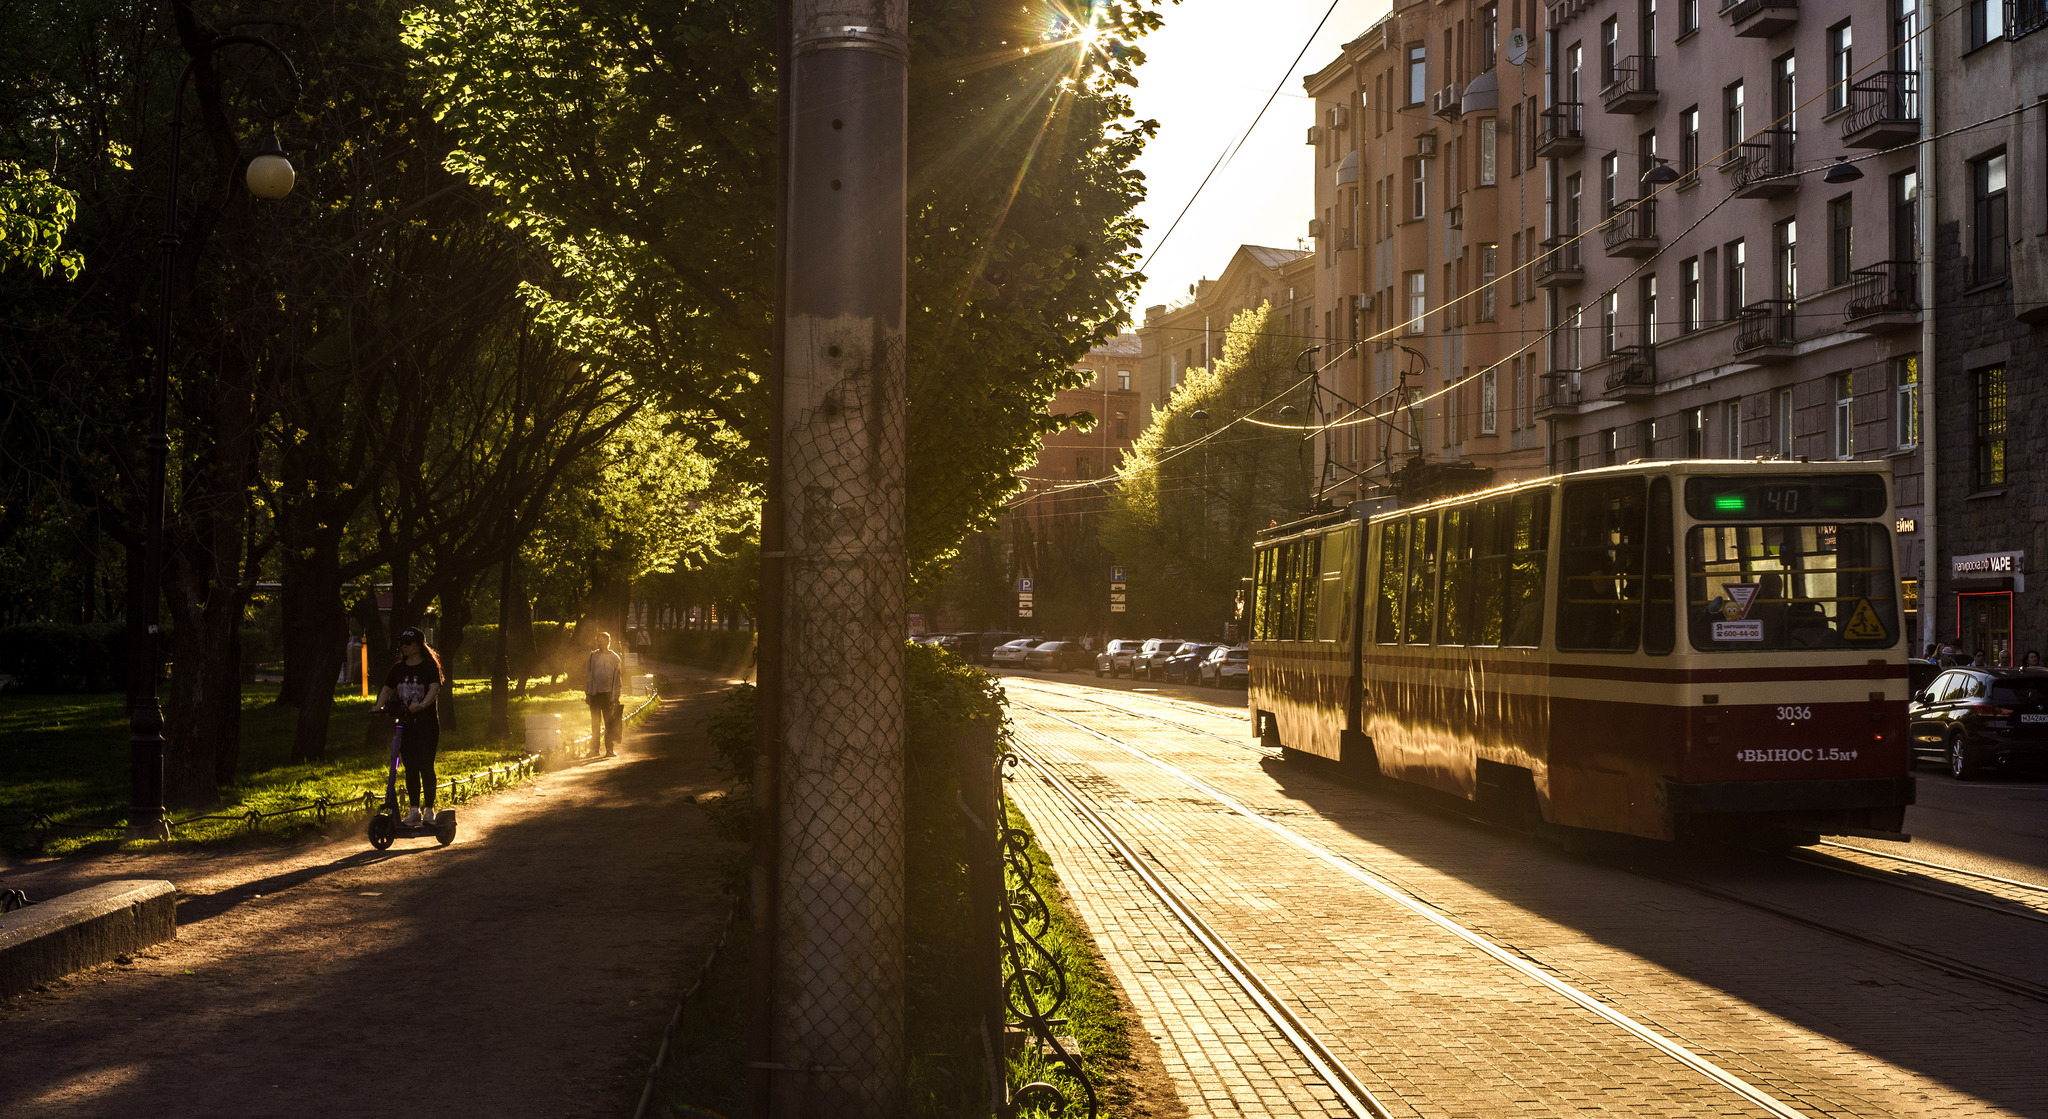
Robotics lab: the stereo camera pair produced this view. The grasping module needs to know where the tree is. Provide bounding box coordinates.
[404,0,1163,580]
[1101,302,1312,637]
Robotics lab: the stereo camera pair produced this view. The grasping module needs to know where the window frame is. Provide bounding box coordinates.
[1895,356,1919,449]
[1976,365,2008,489]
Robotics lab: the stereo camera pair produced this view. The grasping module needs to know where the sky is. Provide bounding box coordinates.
[1123,0,1388,314]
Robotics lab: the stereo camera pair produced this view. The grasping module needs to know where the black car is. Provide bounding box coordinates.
[1160,643,1219,685]
[967,631,1026,665]
[1908,667,2048,779]
[1129,638,1184,681]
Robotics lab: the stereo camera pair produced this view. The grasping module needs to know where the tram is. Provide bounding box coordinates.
[1248,460,1914,843]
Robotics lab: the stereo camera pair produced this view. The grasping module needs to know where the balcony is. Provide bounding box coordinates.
[1536,235,1585,287]
[1732,129,1799,198]
[1735,300,1798,362]
[1602,200,1658,257]
[1842,72,1920,149]
[1603,346,1656,400]
[1600,56,1659,115]
[1536,102,1585,157]
[1722,0,1799,37]
[1844,260,1921,333]
[2010,0,2048,40]
[1537,376,1584,415]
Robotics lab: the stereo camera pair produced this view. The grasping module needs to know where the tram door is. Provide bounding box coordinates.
[1957,591,2014,666]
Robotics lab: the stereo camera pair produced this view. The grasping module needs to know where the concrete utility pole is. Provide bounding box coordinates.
[764,1,909,1115]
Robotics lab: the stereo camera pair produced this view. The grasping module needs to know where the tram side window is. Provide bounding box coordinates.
[1505,491,1551,647]
[1440,509,1472,645]
[1252,547,1275,641]
[1316,527,1351,642]
[1645,477,1676,656]
[1298,536,1323,640]
[1404,513,1440,643]
[1278,541,1301,640]
[1558,479,1648,652]
[1375,520,1407,643]
[1471,500,1509,646]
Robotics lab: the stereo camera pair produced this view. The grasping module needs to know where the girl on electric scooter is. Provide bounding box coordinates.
[378,627,445,825]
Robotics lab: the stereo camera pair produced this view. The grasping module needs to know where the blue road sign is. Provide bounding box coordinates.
[1109,566,1125,583]
[1017,577,1034,593]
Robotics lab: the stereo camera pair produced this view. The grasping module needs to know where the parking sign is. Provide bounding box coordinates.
[1017,577,1034,593]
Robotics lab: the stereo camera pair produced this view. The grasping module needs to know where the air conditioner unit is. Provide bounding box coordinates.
[1306,125,1323,145]
[1416,131,1439,158]
[1357,293,1376,311]
[1432,83,1464,120]
[1447,205,1464,229]
[1308,218,1324,238]
[1327,105,1349,129]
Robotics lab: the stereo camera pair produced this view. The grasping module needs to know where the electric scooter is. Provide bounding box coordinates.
[366,707,457,850]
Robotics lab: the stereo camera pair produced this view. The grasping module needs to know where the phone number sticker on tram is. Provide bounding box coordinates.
[1713,620,1764,641]
[1736,747,1861,763]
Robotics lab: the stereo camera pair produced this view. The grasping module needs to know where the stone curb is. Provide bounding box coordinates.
[1,879,177,998]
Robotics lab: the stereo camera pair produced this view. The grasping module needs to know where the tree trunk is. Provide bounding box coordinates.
[435,575,476,733]
[281,544,349,760]
[489,556,513,739]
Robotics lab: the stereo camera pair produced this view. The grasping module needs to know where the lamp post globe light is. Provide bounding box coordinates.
[131,37,301,838]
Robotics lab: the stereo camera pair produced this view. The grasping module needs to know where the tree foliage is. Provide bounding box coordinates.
[1100,302,1311,636]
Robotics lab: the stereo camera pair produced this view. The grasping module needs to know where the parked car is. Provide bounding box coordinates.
[968,632,1026,665]
[990,638,1039,668]
[914,633,950,647]
[1199,645,1250,688]
[1095,638,1143,677]
[1909,666,2048,779]
[1025,640,1090,672]
[1129,638,1184,681]
[1160,643,1220,685]
[930,633,969,655]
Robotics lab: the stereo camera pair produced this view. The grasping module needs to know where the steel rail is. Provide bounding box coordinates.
[1003,678,1268,757]
[1009,741,1391,1119]
[1012,697,1816,1119]
[1819,840,2048,894]
[1780,848,2048,925]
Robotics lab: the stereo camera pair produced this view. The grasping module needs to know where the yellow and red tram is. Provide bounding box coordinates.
[1249,461,1913,843]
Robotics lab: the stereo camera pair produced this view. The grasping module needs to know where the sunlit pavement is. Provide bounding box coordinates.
[998,673,2048,1119]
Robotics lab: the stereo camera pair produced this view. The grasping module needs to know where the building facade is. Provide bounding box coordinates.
[1137,245,1315,422]
[1927,6,2048,664]
[1528,0,1936,645]
[1305,0,1553,508]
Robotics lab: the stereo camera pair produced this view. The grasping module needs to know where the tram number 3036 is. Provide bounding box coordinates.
[1775,705,1814,722]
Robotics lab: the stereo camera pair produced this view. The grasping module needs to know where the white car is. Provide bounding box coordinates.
[989,638,1038,668]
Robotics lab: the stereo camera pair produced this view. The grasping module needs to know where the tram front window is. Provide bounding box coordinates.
[1685,523,1898,650]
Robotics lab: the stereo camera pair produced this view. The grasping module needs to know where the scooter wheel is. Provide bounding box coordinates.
[367,813,396,851]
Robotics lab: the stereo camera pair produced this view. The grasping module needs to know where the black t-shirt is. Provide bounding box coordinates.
[384,658,443,727]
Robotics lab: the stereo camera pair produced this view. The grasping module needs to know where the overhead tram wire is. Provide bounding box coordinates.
[1136,0,1348,276]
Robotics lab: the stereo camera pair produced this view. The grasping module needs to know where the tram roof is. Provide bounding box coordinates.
[1255,458,1890,543]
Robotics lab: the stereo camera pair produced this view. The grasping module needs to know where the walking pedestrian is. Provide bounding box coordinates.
[584,630,624,757]
[377,627,444,825]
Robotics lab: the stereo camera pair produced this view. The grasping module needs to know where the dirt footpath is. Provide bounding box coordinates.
[0,666,742,1119]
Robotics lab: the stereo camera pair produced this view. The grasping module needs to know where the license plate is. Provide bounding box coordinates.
[2024,714,2048,724]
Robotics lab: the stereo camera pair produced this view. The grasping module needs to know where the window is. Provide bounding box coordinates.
[1973,152,2009,283]
[1686,522,1899,650]
[1482,369,1498,433]
[1724,399,1742,457]
[1827,22,1852,113]
[1680,106,1700,182]
[1641,274,1658,345]
[1687,407,1705,457]
[1526,95,1539,169]
[1482,3,1499,62]
[1117,369,1131,391]
[1409,44,1428,104]
[1640,418,1658,460]
[1602,153,1618,214]
[1828,195,1853,287]
[1602,291,1619,357]
[1834,372,1854,458]
[1603,428,1620,465]
[1567,43,1583,102]
[1891,169,1918,260]
[1374,520,1406,643]
[1682,257,1701,332]
[1076,455,1094,478]
[1602,17,1620,85]
[1970,0,2004,47]
[1566,173,1584,234]
[1115,409,1129,440]
[1977,365,2008,488]
[1896,356,1919,448]
[1563,302,1583,369]
[1512,103,1525,174]
[1774,218,1798,300]
[1480,243,1498,320]
[1773,52,1796,120]
[1407,271,1427,333]
[1480,118,1498,185]
[1558,478,1648,652]
[1639,128,1658,188]
[1894,0,1920,78]
[1409,157,1427,219]
[1726,239,1746,315]
[1776,387,1794,456]
[1683,0,1699,35]
[1725,81,1745,149]
[1404,513,1440,643]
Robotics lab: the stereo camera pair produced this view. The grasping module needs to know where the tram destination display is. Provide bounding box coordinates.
[1684,474,1887,521]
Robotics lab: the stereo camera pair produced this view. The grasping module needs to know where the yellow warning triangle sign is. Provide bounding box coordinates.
[1842,598,1888,642]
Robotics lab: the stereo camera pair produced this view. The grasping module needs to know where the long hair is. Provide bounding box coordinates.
[419,642,447,682]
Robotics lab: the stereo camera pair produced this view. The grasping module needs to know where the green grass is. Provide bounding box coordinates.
[0,679,627,854]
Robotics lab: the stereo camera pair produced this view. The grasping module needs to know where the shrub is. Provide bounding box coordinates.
[0,623,128,692]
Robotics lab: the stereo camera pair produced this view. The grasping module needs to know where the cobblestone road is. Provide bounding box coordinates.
[1000,674,2046,1119]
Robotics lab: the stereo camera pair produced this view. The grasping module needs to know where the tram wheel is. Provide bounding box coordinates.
[1949,732,1982,781]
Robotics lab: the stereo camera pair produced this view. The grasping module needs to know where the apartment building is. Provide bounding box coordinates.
[1304,0,1553,508]
[1535,0,1931,638]
[1136,245,1315,421]
[1926,5,2048,663]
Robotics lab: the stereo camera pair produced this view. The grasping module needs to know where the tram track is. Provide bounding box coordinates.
[1011,695,1816,1119]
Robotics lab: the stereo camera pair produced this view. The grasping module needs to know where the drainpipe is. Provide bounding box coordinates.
[1917,12,1938,656]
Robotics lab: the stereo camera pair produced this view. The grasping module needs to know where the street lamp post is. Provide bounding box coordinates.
[131,37,301,837]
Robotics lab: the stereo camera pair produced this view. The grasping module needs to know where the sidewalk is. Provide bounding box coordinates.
[0,666,744,1119]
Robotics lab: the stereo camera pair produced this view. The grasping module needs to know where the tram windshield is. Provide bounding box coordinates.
[1685,523,1899,650]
